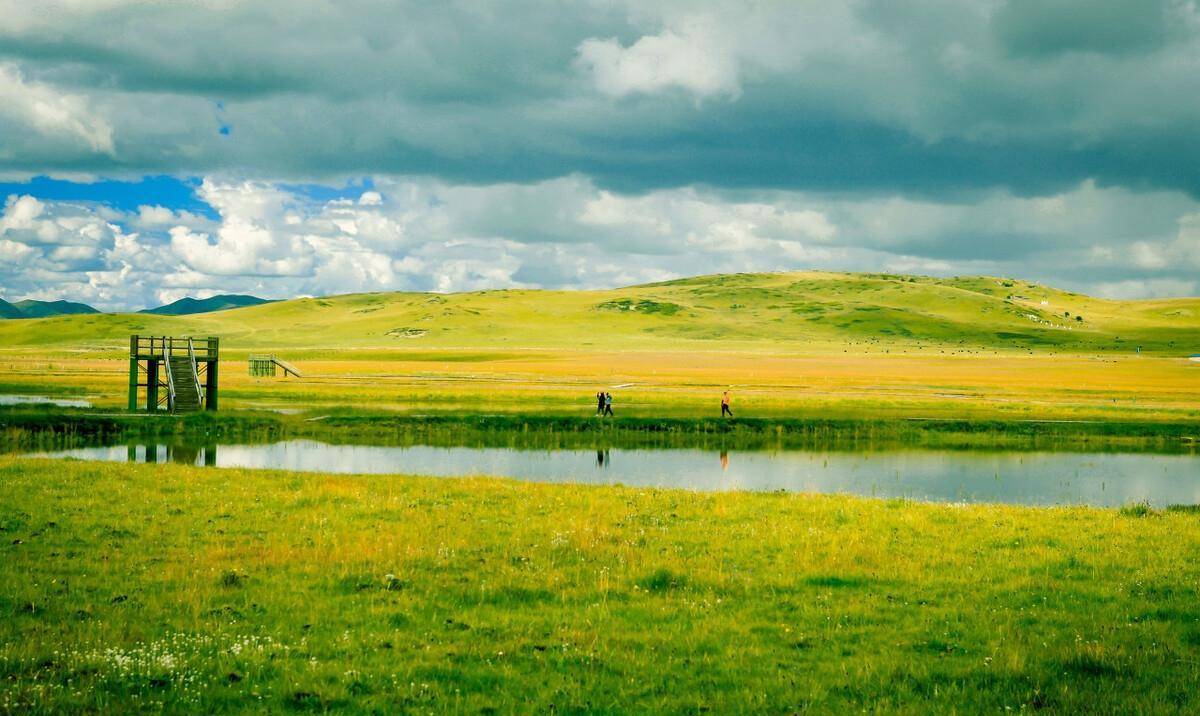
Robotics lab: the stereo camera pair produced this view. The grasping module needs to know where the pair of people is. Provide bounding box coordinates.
[592,390,731,417]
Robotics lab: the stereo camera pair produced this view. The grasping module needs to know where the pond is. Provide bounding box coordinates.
[26,439,1200,507]
[0,394,92,408]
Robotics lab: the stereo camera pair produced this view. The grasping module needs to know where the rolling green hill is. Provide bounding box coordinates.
[141,294,273,316]
[6,298,100,319]
[0,272,1196,356]
[0,298,22,319]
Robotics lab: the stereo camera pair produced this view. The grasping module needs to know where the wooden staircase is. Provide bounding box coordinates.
[129,335,219,414]
[167,354,202,413]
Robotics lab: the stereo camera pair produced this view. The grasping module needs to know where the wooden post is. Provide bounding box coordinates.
[206,359,218,410]
[128,335,138,411]
[204,337,219,411]
[146,360,159,413]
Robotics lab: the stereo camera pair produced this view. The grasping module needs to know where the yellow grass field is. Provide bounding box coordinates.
[2,349,1197,423]
[1,272,1197,422]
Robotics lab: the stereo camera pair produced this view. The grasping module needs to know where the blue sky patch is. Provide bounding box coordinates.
[0,175,219,219]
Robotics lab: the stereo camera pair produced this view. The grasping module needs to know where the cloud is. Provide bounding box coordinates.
[1092,278,1199,300]
[993,0,1176,58]
[4,174,1200,309]
[167,180,314,277]
[0,194,44,232]
[0,192,139,306]
[0,237,35,262]
[0,63,114,155]
[0,2,1196,305]
[0,1,1194,199]
[1125,212,1200,271]
[576,17,740,98]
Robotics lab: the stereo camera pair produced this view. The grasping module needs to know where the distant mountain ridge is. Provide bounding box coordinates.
[141,294,274,315]
[0,298,22,319]
[0,298,100,319]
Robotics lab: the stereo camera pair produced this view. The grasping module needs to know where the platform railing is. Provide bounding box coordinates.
[131,335,219,362]
[162,342,176,413]
[187,338,203,408]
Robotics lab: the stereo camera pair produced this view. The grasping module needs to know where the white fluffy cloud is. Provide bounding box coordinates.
[576,18,741,98]
[1125,212,1200,272]
[3,174,1200,310]
[0,63,114,155]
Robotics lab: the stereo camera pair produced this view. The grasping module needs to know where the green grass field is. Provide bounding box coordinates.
[2,271,1197,355]
[4,457,1200,712]
[2,272,1199,712]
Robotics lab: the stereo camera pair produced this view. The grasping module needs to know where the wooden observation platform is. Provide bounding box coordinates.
[248,354,302,378]
[128,335,219,413]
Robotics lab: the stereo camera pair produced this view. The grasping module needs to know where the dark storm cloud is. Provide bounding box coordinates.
[1,0,1199,304]
[0,0,1197,198]
[994,0,1175,58]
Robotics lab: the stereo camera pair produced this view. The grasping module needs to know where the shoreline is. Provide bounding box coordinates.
[3,407,1196,453]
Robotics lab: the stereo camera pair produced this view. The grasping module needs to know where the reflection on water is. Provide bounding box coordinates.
[120,444,218,467]
[26,439,1200,507]
[0,394,92,408]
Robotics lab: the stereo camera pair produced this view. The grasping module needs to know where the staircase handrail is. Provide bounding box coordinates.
[187,338,204,408]
[162,341,176,413]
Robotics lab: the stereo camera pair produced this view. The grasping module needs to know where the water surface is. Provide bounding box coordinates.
[0,394,92,408]
[29,439,1200,507]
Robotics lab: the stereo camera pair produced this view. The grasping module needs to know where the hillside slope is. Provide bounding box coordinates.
[141,294,273,316]
[0,272,1196,355]
[9,299,100,319]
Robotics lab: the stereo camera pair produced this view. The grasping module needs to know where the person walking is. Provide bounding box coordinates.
[603,391,614,417]
[596,391,605,416]
[721,390,733,418]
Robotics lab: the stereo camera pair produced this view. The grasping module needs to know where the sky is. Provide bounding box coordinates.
[0,0,1198,311]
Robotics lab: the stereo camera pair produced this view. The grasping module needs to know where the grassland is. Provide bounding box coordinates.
[3,272,1199,712]
[3,457,1200,712]
[2,271,1197,354]
[0,272,1198,426]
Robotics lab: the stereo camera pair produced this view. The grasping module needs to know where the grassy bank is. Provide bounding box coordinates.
[3,457,1200,712]
[2,408,1198,454]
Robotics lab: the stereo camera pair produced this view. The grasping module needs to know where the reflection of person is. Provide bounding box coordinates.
[596,449,605,467]
[721,390,733,418]
[720,450,729,471]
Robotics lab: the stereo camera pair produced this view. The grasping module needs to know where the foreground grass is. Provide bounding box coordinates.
[4,458,1200,713]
